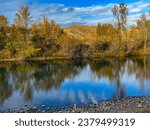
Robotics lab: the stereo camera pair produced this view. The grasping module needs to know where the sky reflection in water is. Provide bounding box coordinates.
[0,57,150,111]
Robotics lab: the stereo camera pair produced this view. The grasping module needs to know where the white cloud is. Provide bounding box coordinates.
[0,0,150,27]
[128,1,150,13]
[128,14,142,25]
[74,4,112,14]
[0,0,26,23]
[29,3,114,27]
[130,8,141,13]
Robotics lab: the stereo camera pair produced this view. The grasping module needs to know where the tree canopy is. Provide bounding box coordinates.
[0,4,150,59]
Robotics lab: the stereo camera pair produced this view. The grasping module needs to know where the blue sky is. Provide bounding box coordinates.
[0,0,150,27]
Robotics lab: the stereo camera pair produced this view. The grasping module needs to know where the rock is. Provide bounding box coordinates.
[138,104,142,108]
[2,96,150,113]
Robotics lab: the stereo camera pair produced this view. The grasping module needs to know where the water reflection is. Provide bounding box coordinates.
[0,57,150,111]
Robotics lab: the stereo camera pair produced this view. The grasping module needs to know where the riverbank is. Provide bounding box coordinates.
[0,57,70,62]
[2,96,150,113]
[60,96,150,113]
[0,55,148,62]
[0,50,149,62]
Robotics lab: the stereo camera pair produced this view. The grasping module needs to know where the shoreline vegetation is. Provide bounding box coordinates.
[0,3,150,60]
[1,96,150,113]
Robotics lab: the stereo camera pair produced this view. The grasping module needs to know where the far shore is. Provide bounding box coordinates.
[0,57,70,62]
[0,54,149,62]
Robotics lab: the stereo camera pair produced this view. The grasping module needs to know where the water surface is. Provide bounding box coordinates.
[0,57,150,111]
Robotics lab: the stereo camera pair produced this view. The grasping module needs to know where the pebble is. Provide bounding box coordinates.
[1,97,150,113]
[138,104,142,108]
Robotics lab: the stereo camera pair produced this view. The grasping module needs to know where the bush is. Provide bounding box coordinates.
[5,41,24,57]
[5,41,40,58]
[19,45,40,58]
[93,41,110,52]
[0,49,11,59]
[70,43,92,59]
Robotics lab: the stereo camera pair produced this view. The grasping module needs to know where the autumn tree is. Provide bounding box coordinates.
[0,15,8,26]
[14,5,32,43]
[127,25,143,53]
[97,23,118,41]
[96,23,118,53]
[137,13,150,54]
[31,16,64,56]
[0,15,8,50]
[112,3,128,48]
[14,13,22,27]
[3,6,40,59]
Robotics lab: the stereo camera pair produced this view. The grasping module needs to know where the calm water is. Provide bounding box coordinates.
[0,57,150,111]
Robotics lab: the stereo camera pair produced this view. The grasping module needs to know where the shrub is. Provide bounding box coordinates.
[70,43,92,59]
[19,45,40,58]
[93,41,110,52]
[5,41,23,57]
[0,49,11,59]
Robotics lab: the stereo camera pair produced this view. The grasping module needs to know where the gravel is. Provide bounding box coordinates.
[1,96,150,113]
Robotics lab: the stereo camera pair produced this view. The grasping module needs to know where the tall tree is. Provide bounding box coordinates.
[112,3,128,47]
[14,13,22,27]
[137,13,150,54]
[0,15,8,50]
[14,5,32,43]
[0,15,8,26]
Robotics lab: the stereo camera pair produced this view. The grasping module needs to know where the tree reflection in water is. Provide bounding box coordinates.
[0,57,150,109]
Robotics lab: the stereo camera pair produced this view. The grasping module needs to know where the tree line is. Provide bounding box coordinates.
[0,3,150,59]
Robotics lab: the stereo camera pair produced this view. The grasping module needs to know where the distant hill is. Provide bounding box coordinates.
[64,25,97,44]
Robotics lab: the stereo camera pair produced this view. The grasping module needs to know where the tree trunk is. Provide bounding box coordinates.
[144,29,148,55]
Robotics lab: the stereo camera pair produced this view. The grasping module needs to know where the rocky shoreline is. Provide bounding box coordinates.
[1,96,150,113]
[61,96,150,113]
